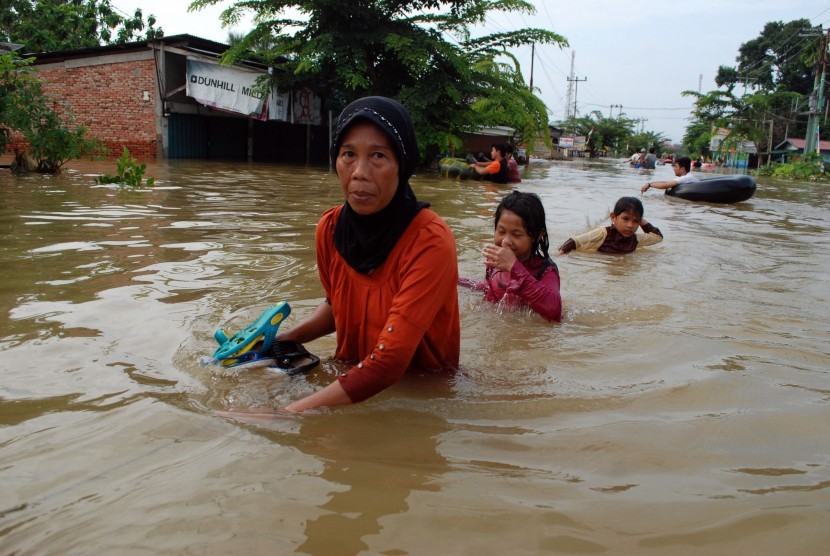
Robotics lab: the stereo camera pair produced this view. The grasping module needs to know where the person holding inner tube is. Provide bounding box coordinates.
[469,142,510,184]
[273,96,460,413]
[641,156,698,194]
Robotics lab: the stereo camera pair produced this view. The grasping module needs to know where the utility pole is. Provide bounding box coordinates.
[630,118,640,135]
[529,43,535,90]
[738,75,758,97]
[564,51,575,120]
[567,75,587,121]
[805,29,829,156]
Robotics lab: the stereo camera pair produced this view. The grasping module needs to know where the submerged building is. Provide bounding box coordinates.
[17,35,331,163]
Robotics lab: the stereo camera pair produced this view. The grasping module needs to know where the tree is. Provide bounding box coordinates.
[461,50,553,150]
[628,130,667,155]
[715,19,819,96]
[681,88,739,158]
[682,119,714,159]
[0,0,163,53]
[556,111,664,158]
[701,18,821,158]
[684,19,821,162]
[189,0,567,161]
[1,51,102,172]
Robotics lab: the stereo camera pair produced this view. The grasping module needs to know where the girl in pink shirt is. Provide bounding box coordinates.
[459,191,562,322]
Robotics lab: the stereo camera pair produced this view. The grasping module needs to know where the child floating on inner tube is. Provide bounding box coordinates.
[557,196,663,255]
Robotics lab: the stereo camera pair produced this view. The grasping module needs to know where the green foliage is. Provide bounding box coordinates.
[1,50,104,173]
[27,110,103,173]
[627,130,667,154]
[716,19,817,95]
[1,0,163,52]
[557,111,668,157]
[752,153,828,181]
[684,19,818,159]
[0,52,38,153]
[97,147,155,188]
[189,0,568,162]
[682,119,715,158]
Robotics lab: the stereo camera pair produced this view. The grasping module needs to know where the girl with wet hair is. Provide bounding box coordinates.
[459,191,562,322]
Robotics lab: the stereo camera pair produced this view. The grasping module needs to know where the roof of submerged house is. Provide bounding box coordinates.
[773,137,830,152]
[24,34,227,59]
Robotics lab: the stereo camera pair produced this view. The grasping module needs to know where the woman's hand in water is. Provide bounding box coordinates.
[215,406,298,423]
[483,242,517,272]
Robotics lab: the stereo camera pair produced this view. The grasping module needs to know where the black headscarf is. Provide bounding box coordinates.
[330,96,429,274]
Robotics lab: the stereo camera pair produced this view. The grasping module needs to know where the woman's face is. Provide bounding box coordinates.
[336,121,400,216]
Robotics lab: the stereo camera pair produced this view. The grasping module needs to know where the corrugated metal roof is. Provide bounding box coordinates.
[24,34,228,60]
[26,34,276,72]
[773,137,830,151]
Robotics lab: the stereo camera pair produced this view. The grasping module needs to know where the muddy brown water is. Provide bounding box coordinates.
[1,158,828,554]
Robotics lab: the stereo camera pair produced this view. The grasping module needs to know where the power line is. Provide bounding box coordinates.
[583,102,693,111]
[736,19,822,76]
[811,6,830,21]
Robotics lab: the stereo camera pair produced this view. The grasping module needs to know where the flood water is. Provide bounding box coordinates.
[1,157,828,554]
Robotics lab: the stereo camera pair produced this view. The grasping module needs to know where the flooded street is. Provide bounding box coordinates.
[1,158,828,554]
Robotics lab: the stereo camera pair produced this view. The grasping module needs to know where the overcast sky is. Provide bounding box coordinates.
[113,0,830,143]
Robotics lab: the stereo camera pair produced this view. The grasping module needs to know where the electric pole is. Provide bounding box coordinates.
[529,43,535,90]
[567,75,587,121]
[564,51,575,120]
[738,75,758,97]
[805,29,829,156]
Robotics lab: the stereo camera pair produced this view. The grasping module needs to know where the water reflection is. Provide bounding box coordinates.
[1,159,829,553]
[296,410,450,555]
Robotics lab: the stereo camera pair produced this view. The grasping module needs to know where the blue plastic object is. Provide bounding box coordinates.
[212,302,291,367]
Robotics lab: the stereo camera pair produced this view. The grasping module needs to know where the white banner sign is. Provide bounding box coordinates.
[268,87,290,122]
[186,58,267,118]
[738,140,757,154]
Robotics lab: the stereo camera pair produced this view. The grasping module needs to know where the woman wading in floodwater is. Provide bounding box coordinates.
[232,96,460,414]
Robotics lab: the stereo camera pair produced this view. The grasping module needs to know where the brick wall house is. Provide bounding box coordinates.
[33,48,159,159]
[9,35,331,164]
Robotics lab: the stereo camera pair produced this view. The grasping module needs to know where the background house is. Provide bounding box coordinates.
[529,125,564,160]
[459,126,515,158]
[17,35,330,163]
[771,137,830,163]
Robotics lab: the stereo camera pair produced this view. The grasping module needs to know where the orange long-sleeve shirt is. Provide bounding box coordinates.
[316,206,460,402]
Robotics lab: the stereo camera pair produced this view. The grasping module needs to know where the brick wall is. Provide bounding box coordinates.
[33,57,159,161]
